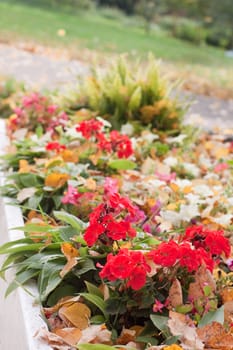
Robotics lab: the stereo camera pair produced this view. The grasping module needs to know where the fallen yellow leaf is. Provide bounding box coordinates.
[59,302,91,329]
[45,173,70,187]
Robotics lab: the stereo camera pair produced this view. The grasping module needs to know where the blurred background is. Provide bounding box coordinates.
[0,0,232,100]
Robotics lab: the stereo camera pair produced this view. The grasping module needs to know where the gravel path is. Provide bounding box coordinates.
[0,43,232,130]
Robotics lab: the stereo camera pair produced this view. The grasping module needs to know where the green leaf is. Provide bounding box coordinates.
[198,305,224,327]
[80,293,107,319]
[175,304,193,314]
[90,315,106,324]
[47,284,77,307]
[136,336,158,345]
[85,281,103,299]
[108,159,136,170]
[78,345,116,350]
[0,238,33,254]
[18,173,41,187]
[74,259,96,276]
[5,269,39,297]
[150,314,170,336]
[53,211,87,231]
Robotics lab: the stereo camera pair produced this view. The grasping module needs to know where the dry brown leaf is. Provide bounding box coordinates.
[89,149,102,165]
[141,157,157,175]
[45,173,70,187]
[60,243,79,278]
[19,159,33,173]
[92,326,112,344]
[188,265,216,301]
[54,327,82,346]
[44,296,81,315]
[168,311,204,350]
[170,182,180,193]
[168,278,183,308]
[61,149,79,163]
[116,328,136,345]
[197,321,233,349]
[77,324,102,344]
[223,301,233,324]
[36,327,73,350]
[17,187,37,202]
[221,287,233,303]
[85,178,97,191]
[59,302,91,329]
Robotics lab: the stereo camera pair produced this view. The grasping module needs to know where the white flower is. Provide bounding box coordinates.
[163,156,178,167]
[179,203,200,222]
[96,116,112,128]
[213,214,233,227]
[198,154,212,169]
[183,162,200,177]
[65,126,82,139]
[160,210,181,226]
[193,184,213,197]
[166,134,187,144]
[141,132,159,143]
[185,193,205,205]
[160,204,199,226]
[120,123,134,136]
[204,173,219,180]
[173,179,192,189]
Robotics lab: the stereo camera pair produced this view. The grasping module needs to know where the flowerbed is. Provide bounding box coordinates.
[0,58,233,350]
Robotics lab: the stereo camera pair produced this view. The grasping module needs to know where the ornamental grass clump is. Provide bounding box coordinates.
[75,55,184,133]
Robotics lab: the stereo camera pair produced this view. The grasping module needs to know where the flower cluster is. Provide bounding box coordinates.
[76,118,133,158]
[182,225,231,258]
[46,141,67,153]
[83,192,137,246]
[149,225,230,273]
[7,92,68,134]
[149,240,214,272]
[99,248,151,290]
[62,185,95,206]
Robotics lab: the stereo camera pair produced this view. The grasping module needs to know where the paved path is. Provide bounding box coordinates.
[0,43,232,130]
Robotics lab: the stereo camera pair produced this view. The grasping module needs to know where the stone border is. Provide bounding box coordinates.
[0,119,50,350]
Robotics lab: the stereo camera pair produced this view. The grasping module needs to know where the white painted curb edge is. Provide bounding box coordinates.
[0,119,51,350]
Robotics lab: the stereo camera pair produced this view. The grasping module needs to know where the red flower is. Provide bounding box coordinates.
[182,225,230,258]
[196,247,214,272]
[149,241,180,267]
[83,222,103,247]
[110,130,133,158]
[46,141,67,153]
[76,119,103,139]
[106,221,132,241]
[178,242,200,272]
[107,193,136,215]
[99,249,150,290]
[205,231,230,258]
[127,265,147,290]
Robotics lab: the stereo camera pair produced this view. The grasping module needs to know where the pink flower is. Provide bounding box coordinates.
[47,105,58,114]
[153,299,166,313]
[61,185,81,205]
[155,172,176,183]
[214,163,229,173]
[104,177,119,196]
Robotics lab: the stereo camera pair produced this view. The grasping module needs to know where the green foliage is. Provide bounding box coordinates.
[77,56,184,133]
[160,16,206,45]
[0,79,23,119]
[206,26,233,49]
[198,305,224,327]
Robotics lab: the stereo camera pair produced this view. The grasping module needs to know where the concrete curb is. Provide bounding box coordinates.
[0,119,50,350]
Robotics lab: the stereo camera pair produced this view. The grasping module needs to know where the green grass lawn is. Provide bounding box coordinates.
[0,1,232,91]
